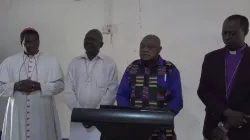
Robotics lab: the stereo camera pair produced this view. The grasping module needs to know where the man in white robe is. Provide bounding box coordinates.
[63,29,118,140]
[0,28,64,140]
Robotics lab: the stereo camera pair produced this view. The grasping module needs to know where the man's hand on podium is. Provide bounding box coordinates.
[81,123,93,129]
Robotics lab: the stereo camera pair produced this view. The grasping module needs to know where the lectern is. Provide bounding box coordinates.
[71,105,174,140]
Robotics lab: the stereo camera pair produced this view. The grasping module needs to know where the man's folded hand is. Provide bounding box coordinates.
[223,109,246,127]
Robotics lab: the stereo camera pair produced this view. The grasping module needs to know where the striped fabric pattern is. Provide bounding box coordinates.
[131,86,136,98]
[157,93,165,101]
[149,76,157,88]
[142,87,149,99]
[158,66,166,76]
[129,65,138,74]
[151,128,174,139]
[135,76,144,86]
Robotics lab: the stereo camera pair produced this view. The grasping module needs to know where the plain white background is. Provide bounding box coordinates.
[0,0,250,139]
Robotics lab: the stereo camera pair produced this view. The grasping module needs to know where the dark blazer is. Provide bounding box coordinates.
[197,45,250,140]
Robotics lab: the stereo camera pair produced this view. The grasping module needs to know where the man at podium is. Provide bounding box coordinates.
[117,35,183,140]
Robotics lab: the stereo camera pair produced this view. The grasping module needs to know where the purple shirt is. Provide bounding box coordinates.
[225,45,245,100]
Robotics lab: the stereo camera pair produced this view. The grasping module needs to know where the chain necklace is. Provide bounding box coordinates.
[19,53,40,81]
[225,50,244,100]
[85,58,98,82]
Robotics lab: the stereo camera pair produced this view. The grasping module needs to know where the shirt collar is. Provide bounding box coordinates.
[79,52,104,60]
[23,51,41,59]
[226,43,246,55]
[138,55,164,66]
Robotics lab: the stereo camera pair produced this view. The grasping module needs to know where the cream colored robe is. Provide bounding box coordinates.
[64,53,118,140]
[0,52,64,140]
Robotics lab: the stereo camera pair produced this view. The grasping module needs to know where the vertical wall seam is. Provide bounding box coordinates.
[138,0,142,30]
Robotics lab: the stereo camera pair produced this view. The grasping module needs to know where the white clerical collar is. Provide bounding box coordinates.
[229,51,236,55]
[227,44,246,55]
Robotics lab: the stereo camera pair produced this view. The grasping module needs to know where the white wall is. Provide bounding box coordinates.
[0,0,10,130]
[0,0,250,139]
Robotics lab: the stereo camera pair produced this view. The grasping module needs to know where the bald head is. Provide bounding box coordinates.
[140,34,162,61]
[85,29,103,42]
[84,29,104,59]
[141,35,161,47]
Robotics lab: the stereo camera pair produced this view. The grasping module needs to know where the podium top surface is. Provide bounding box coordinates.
[71,105,174,126]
